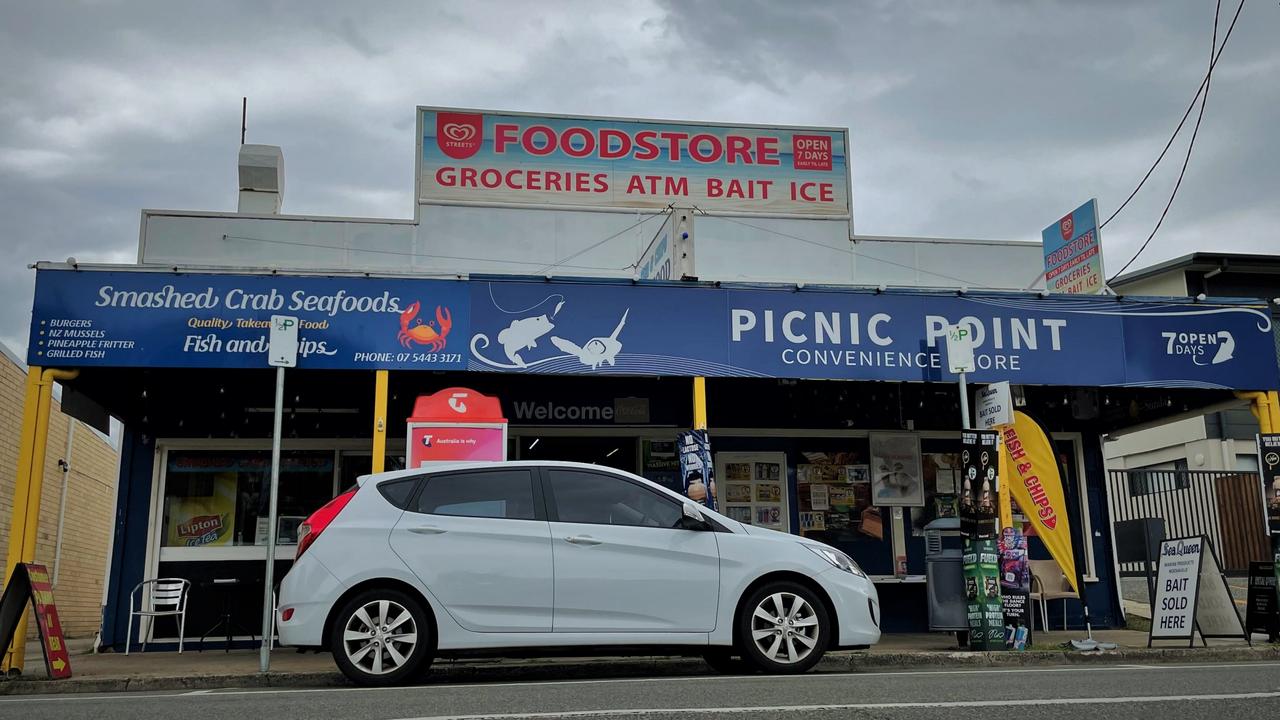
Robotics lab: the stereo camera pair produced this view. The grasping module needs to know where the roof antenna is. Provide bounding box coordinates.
[240,97,247,145]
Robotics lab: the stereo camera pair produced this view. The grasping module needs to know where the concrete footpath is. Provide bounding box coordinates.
[4,630,1278,696]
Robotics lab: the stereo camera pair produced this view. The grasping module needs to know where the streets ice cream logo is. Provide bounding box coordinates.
[398,301,453,350]
[177,514,228,546]
[436,112,483,160]
[472,292,629,371]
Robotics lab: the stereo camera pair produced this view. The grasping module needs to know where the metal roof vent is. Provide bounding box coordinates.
[237,144,284,214]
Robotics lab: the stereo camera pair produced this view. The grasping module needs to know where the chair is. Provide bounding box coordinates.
[1028,560,1077,631]
[126,578,191,654]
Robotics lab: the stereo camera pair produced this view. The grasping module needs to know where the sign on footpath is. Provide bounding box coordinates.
[976,382,1013,431]
[1245,561,1278,642]
[1148,535,1249,647]
[0,563,72,678]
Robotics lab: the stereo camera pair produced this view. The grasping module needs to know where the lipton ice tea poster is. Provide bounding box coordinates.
[166,474,237,546]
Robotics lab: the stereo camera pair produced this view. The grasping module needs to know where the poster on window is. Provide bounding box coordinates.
[165,474,237,547]
[678,430,717,511]
[642,438,682,494]
[715,451,789,532]
[869,433,924,506]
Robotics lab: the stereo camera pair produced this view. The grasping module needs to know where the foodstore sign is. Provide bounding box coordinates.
[418,107,851,218]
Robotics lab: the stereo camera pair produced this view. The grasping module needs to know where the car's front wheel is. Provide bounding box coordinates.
[737,581,829,674]
[330,588,433,686]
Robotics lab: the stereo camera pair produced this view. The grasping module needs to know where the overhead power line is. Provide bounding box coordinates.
[1100,0,1243,232]
[1108,0,1241,282]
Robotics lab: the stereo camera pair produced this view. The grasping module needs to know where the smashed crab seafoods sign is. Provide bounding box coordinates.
[29,270,471,370]
[419,108,851,218]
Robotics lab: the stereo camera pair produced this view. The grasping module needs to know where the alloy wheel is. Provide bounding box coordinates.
[342,599,418,675]
[749,591,820,665]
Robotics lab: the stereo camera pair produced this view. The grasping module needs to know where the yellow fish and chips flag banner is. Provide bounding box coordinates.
[1000,411,1078,594]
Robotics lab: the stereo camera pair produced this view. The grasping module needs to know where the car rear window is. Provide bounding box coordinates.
[414,470,536,520]
[377,477,420,509]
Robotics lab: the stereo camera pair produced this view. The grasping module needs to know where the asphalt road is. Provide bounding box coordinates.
[5,662,1280,720]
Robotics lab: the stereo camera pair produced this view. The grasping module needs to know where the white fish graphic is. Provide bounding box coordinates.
[551,309,628,370]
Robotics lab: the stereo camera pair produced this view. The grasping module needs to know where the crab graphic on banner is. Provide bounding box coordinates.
[398,301,453,350]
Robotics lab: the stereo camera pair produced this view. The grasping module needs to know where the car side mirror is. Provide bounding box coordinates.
[679,502,711,531]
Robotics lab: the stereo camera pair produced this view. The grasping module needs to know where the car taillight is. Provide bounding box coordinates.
[295,487,358,559]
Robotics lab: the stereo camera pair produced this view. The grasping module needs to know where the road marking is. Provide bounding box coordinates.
[388,692,1280,719]
[4,661,1279,703]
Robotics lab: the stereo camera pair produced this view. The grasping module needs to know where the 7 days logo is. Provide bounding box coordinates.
[1161,330,1234,366]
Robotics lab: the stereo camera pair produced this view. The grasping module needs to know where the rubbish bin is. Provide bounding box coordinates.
[925,517,967,631]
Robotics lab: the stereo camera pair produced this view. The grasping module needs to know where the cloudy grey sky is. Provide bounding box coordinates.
[2,0,1277,353]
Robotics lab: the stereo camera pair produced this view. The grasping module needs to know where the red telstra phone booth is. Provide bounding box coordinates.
[405,387,508,468]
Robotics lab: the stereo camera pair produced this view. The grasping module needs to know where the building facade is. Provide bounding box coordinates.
[17,109,1280,653]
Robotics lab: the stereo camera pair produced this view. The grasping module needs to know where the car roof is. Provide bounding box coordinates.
[358,460,650,486]
[357,460,690,505]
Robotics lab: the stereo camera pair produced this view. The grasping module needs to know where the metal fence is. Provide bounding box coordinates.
[1107,469,1269,576]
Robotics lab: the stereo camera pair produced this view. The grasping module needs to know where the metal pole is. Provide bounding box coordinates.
[53,421,75,587]
[958,372,970,430]
[260,365,285,673]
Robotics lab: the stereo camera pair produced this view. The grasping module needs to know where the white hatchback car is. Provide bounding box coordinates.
[277,461,880,685]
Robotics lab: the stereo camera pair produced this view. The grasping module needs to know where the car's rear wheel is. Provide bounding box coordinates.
[330,588,432,686]
[737,581,829,674]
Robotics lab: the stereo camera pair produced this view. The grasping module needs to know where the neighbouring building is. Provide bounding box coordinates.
[1104,253,1280,473]
[0,343,120,639]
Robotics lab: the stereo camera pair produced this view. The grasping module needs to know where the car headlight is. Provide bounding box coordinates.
[802,544,866,577]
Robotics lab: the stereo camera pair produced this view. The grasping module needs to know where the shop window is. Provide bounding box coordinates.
[1127,459,1190,496]
[548,469,681,528]
[162,450,336,547]
[415,470,535,520]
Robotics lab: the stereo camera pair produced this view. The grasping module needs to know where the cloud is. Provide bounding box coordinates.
[2,0,1277,355]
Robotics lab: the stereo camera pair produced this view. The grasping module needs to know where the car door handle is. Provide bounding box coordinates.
[408,526,447,535]
[564,535,602,546]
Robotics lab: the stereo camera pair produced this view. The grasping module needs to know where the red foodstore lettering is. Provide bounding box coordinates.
[1046,230,1096,266]
[491,124,780,165]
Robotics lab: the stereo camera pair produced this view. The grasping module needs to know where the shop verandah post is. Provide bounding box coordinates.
[2,366,78,674]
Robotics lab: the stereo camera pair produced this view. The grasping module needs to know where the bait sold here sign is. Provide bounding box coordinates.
[418,107,851,218]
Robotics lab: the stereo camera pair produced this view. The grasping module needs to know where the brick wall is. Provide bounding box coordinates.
[0,353,120,639]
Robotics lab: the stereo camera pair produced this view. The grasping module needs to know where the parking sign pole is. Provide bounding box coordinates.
[262,315,298,674]
[260,364,285,673]
[958,372,971,430]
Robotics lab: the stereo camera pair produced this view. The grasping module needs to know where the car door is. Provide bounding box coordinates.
[544,467,720,633]
[389,467,553,632]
